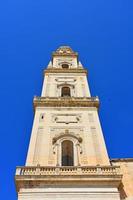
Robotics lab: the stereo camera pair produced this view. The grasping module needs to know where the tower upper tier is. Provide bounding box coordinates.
[47,46,84,70]
[41,46,91,98]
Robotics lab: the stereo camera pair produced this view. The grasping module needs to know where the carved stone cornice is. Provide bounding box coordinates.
[44,68,87,74]
[52,53,78,57]
[15,166,122,192]
[33,96,99,109]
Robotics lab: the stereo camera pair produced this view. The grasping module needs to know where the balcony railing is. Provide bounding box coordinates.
[16,166,121,176]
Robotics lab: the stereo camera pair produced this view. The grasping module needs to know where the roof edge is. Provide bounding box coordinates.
[110,158,133,162]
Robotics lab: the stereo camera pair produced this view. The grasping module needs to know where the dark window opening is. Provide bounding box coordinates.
[61,87,71,97]
[62,140,74,166]
[62,64,69,69]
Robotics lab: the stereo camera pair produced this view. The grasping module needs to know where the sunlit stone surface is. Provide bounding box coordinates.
[15,46,133,200]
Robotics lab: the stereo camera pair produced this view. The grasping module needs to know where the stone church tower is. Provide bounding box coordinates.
[15,46,133,200]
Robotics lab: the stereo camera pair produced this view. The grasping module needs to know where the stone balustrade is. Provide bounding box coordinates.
[16,166,120,176]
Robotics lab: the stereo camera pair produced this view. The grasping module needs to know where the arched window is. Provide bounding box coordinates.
[61,86,71,97]
[62,140,74,166]
[62,63,69,69]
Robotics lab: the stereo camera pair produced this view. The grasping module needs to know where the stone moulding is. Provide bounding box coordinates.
[15,166,122,192]
[52,133,82,144]
[44,68,87,74]
[33,96,99,109]
[52,52,78,57]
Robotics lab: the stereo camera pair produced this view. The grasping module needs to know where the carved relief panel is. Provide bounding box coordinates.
[52,114,81,124]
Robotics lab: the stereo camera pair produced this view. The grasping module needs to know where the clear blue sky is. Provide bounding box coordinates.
[0,0,133,199]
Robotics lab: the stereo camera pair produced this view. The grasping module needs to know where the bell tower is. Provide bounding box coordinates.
[15,46,122,200]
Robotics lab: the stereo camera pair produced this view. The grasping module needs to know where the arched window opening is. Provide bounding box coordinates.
[62,63,69,69]
[61,87,71,97]
[62,140,74,166]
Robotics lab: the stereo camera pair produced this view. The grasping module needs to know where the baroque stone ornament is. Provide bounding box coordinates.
[52,46,78,57]
[52,130,82,144]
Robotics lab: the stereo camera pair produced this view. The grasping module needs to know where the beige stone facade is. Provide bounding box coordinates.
[111,159,133,199]
[15,46,133,200]
[26,106,110,167]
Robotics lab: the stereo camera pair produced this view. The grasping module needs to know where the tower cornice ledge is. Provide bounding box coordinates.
[52,52,78,57]
[33,96,99,109]
[44,68,87,74]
